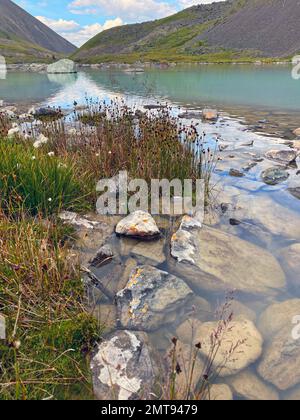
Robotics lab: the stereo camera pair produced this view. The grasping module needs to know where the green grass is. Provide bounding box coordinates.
[0,215,101,400]
[0,139,91,216]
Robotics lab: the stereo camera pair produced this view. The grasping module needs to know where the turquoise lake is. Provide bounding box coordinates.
[1,64,300,112]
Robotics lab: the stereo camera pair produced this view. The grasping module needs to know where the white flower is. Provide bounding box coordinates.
[95,153,100,157]
[33,133,48,149]
[48,152,55,157]
[32,156,36,160]
[48,198,52,202]
[7,127,20,138]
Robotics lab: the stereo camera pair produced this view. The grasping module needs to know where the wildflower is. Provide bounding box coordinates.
[32,156,36,160]
[48,198,52,202]
[33,133,48,149]
[48,152,55,157]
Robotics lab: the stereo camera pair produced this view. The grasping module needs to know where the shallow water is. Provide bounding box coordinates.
[2,65,300,400]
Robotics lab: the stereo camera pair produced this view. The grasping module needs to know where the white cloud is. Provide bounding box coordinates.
[68,0,176,22]
[36,16,80,32]
[36,15,123,47]
[61,18,123,46]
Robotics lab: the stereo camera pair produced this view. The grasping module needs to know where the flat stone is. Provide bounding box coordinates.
[261,167,290,185]
[171,225,286,295]
[47,59,77,74]
[116,211,160,239]
[228,370,279,400]
[234,195,300,240]
[91,330,160,400]
[265,149,297,165]
[0,314,5,340]
[229,168,245,177]
[258,299,300,340]
[131,238,166,265]
[258,325,300,391]
[59,211,101,230]
[203,384,233,401]
[197,319,263,377]
[116,265,193,331]
[89,244,114,267]
[280,244,300,288]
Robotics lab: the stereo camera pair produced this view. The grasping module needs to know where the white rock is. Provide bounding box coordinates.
[116,211,160,239]
[91,330,159,400]
[47,59,77,74]
[59,211,100,230]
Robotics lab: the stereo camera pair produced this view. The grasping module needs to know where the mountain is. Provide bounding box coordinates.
[0,0,76,62]
[74,0,300,63]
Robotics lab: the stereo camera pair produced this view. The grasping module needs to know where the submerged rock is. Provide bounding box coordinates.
[234,195,300,240]
[258,325,300,391]
[280,243,300,288]
[116,211,160,239]
[0,314,5,340]
[265,149,297,165]
[197,319,263,377]
[91,330,160,400]
[175,318,203,344]
[171,224,285,295]
[293,128,300,137]
[89,244,114,267]
[258,299,300,339]
[202,108,218,121]
[131,239,166,265]
[116,265,193,331]
[34,107,61,119]
[228,370,279,400]
[166,340,205,394]
[203,384,233,401]
[261,166,289,185]
[47,59,77,74]
[229,168,244,177]
[288,187,300,200]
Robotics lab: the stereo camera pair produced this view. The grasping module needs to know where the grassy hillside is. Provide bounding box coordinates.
[73,1,238,63]
[73,0,298,64]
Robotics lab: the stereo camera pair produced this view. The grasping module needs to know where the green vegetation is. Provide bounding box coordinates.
[0,214,101,400]
[0,103,218,399]
[0,141,90,216]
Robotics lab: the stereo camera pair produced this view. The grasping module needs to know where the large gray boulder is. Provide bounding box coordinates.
[197,319,263,377]
[47,59,77,74]
[170,223,286,295]
[91,330,160,400]
[116,265,193,331]
[258,325,300,391]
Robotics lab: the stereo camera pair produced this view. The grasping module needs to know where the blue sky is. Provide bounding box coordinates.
[15,0,220,47]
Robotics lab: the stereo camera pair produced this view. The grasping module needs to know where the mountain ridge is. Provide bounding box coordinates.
[73,0,300,63]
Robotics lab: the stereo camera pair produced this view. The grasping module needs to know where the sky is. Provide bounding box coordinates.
[15,0,222,47]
